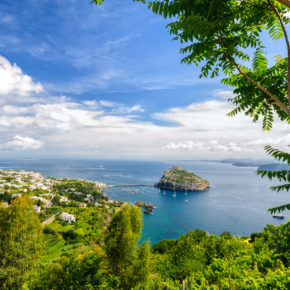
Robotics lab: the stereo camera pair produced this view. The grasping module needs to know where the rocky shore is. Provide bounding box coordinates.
[154,166,210,191]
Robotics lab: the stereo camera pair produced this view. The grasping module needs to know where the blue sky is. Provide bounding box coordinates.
[0,0,288,159]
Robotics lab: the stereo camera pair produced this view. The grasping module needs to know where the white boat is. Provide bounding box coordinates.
[272,214,284,219]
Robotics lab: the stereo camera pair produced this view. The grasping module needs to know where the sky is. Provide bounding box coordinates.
[0,0,289,160]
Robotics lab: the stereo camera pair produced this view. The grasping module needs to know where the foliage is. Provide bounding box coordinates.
[259,222,290,266]
[150,223,290,288]
[0,197,43,289]
[53,179,105,201]
[0,199,286,289]
[29,251,119,290]
[151,239,177,254]
[257,145,290,213]
[92,0,290,129]
[104,204,150,288]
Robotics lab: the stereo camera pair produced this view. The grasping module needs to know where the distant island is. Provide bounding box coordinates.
[154,166,210,191]
[220,158,270,167]
[257,163,290,171]
[219,158,289,170]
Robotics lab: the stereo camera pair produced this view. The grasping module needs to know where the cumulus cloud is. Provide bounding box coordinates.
[0,56,288,158]
[214,90,234,99]
[82,99,144,114]
[163,140,250,152]
[0,56,43,99]
[2,136,43,151]
[0,96,288,158]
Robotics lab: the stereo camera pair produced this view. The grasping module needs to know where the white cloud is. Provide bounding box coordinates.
[82,100,98,106]
[214,90,234,99]
[2,136,43,151]
[0,97,288,158]
[246,134,290,147]
[163,140,250,152]
[83,99,144,114]
[0,56,288,158]
[163,141,203,151]
[0,56,43,100]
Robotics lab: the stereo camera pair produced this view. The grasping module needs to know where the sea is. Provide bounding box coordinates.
[0,159,288,245]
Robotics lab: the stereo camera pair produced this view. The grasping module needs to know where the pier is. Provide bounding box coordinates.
[105,184,153,188]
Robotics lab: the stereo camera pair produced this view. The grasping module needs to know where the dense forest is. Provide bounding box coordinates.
[0,198,289,289]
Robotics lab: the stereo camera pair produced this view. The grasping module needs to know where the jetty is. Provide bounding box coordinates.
[105,184,153,188]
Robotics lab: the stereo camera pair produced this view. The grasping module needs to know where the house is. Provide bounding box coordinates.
[78,202,87,208]
[12,193,22,199]
[34,205,41,213]
[59,212,76,223]
[60,196,68,203]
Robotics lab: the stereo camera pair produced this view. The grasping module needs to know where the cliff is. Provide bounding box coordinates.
[155,166,210,191]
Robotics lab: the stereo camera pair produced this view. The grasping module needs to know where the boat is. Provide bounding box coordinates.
[144,209,153,214]
[272,214,284,219]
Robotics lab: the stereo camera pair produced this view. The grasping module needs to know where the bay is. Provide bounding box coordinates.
[0,159,288,245]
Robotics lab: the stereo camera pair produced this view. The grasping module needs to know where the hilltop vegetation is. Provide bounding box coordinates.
[0,170,289,289]
[155,166,210,191]
[0,197,289,289]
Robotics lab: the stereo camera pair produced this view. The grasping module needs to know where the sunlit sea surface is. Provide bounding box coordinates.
[0,159,288,245]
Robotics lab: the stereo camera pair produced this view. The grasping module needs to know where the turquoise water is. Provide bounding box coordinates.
[0,159,288,245]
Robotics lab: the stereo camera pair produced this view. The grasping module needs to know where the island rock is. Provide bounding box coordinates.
[155,166,210,191]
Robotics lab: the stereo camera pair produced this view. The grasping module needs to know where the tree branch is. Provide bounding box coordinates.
[228,53,289,114]
[267,0,290,107]
[276,0,290,9]
[218,37,290,115]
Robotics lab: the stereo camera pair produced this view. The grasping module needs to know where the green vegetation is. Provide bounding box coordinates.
[93,0,290,125]
[257,145,290,213]
[0,197,42,289]
[53,179,106,203]
[156,167,210,191]
[168,169,199,184]
[105,205,150,288]
[0,197,289,289]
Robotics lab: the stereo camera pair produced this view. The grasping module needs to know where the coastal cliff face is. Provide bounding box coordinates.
[155,166,210,191]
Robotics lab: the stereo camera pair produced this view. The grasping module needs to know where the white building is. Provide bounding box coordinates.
[34,205,41,213]
[59,196,68,203]
[59,212,76,223]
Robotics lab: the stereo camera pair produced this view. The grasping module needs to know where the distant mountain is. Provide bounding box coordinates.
[257,164,290,171]
[220,158,272,167]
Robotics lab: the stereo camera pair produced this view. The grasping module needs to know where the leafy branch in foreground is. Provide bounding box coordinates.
[93,0,290,130]
[257,145,290,213]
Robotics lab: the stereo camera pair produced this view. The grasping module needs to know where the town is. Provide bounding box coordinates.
[0,169,122,224]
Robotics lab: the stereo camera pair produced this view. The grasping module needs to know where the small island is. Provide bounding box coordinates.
[154,166,210,191]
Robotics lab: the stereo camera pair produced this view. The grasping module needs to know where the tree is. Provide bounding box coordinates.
[92,0,289,125]
[28,252,116,290]
[257,145,290,213]
[0,197,43,289]
[104,204,150,288]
